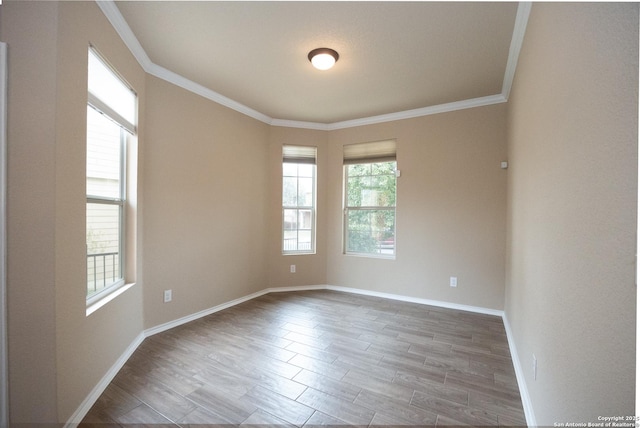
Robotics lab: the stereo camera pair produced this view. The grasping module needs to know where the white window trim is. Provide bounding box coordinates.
[343,161,397,259]
[282,166,317,255]
[282,145,317,255]
[282,189,317,255]
[85,111,128,308]
[86,282,134,316]
[86,46,136,311]
[343,207,397,259]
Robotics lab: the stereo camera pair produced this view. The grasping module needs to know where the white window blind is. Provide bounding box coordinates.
[88,47,136,134]
[283,145,317,165]
[343,139,396,165]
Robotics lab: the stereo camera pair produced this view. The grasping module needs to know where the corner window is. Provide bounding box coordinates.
[86,47,136,302]
[282,145,317,254]
[343,140,397,257]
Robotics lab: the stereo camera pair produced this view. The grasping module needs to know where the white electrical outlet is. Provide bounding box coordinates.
[290,265,296,273]
[533,354,537,380]
[449,276,458,287]
[163,289,172,303]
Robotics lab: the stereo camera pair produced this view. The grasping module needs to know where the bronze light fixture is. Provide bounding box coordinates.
[308,48,339,70]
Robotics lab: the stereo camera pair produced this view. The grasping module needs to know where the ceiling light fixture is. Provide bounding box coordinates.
[308,48,339,71]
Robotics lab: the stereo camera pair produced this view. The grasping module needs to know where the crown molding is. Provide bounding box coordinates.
[95,0,153,70]
[327,94,508,131]
[269,119,330,131]
[502,2,532,99]
[96,0,273,124]
[147,62,273,124]
[96,0,530,131]
[270,93,508,131]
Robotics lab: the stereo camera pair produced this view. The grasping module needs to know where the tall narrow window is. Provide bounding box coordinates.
[282,145,317,254]
[86,47,136,300]
[344,140,397,257]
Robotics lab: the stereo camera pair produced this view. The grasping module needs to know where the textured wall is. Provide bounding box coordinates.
[505,3,638,424]
[143,75,270,329]
[267,126,328,288]
[1,1,60,422]
[326,104,508,310]
[5,1,636,424]
[1,1,148,422]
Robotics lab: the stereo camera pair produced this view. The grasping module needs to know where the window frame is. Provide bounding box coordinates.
[86,116,127,305]
[342,140,397,259]
[282,145,317,255]
[86,46,136,308]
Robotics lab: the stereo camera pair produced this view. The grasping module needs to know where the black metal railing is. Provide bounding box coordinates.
[87,252,119,294]
[284,238,312,251]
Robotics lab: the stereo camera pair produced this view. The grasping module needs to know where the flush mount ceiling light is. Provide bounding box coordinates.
[308,48,339,71]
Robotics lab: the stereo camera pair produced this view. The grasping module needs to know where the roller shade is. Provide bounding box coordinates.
[88,47,137,134]
[283,145,317,164]
[343,140,396,164]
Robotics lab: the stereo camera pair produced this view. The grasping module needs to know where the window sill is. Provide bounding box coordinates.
[344,252,396,260]
[86,282,135,317]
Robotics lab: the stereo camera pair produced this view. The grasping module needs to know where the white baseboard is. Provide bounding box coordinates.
[325,284,505,317]
[64,332,145,427]
[144,289,270,337]
[503,313,537,427]
[267,284,327,294]
[67,283,533,426]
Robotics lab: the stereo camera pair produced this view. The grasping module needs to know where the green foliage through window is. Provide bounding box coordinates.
[344,161,396,256]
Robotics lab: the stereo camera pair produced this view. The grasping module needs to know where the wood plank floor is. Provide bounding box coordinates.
[80,290,526,427]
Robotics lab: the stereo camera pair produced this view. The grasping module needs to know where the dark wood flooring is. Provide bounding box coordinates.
[81,290,526,427]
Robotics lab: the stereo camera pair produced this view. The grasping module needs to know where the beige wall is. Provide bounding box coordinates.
[2,1,60,422]
[505,3,637,424]
[3,1,637,425]
[268,126,328,288]
[326,105,508,310]
[142,76,270,329]
[54,2,147,421]
[2,0,147,422]
[265,105,508,312]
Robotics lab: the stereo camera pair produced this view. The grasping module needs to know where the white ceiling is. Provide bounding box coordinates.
[104,1,528,129]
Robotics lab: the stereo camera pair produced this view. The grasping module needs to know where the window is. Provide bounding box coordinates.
[282,145,317,254]
[86,47,136,301]
[343,140,397,257]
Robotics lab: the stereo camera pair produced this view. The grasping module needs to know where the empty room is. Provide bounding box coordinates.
[0,1,637,426]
